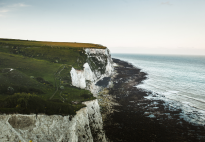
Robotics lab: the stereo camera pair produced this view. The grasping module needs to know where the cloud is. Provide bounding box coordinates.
[0,9,10,17]
[0,3,29,17]
[0,9,9,13]
[161,1,172,6]
[8,3,30,8]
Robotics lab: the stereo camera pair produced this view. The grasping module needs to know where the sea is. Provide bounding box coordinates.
[112,53,205,125]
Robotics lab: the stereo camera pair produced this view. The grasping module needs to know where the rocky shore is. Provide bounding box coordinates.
[102,58,205,142]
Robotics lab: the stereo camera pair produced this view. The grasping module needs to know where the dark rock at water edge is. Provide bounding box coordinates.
[95,77,111,88]
[103,58,205,142]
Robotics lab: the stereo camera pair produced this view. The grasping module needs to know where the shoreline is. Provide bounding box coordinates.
[102,58,205,142]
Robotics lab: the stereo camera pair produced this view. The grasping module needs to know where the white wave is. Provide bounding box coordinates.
[112,54,205,125]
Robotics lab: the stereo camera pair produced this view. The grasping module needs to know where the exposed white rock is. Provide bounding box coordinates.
[85,48,109,56]
[70,63,97,89]
[10,68,14,71]
[83,99,106,142]
[70,67,86,89]
[83,63,95,81]
[70,48,114,96]
[0,100,106,142]
[113,63,118,67]
[105,58,113,76]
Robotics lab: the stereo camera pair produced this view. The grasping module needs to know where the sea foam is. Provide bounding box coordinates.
[112,53,205,125]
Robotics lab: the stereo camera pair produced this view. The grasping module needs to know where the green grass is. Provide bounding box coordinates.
[0,93,86,115]
[0,45,87,69]
[0,38,100,115]
[0,38,106,49]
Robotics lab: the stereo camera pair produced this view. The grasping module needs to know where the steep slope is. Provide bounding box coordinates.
[70,48,114,96]
[0,39,114,142]
[0,100,106,142]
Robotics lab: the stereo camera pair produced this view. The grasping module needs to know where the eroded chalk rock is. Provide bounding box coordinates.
[0,99,106,142]
[8,115,36,130]
[70,48,114,96]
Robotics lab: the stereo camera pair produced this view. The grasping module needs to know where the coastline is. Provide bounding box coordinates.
[102,58,205,142]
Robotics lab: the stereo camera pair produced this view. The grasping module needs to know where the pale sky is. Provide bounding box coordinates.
[0,0,205,55]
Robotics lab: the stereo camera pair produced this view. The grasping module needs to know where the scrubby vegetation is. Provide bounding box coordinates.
[0,93,91,115]
[0,38,99,115]
[87,55,108,75]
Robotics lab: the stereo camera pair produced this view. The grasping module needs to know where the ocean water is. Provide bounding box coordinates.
[112,53,205,125]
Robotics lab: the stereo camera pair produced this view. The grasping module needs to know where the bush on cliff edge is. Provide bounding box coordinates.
[0,93,86,115]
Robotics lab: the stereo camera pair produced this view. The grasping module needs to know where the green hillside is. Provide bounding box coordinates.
[0,38,103,115]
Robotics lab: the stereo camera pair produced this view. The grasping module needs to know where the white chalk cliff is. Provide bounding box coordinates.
[0,48,114,142]
[0,100,106,142]
[70,48,114,96]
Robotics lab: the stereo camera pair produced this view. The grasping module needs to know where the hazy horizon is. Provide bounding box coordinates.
[112,52,205,56]
[0,0,205,55]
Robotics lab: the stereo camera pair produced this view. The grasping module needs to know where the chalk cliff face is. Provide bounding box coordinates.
[0,48,114,142]
[70,48,114,96]
[0,100,106,142]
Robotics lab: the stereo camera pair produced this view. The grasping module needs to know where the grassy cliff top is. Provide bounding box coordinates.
[0,38,102,115]
[0,38,106,49]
